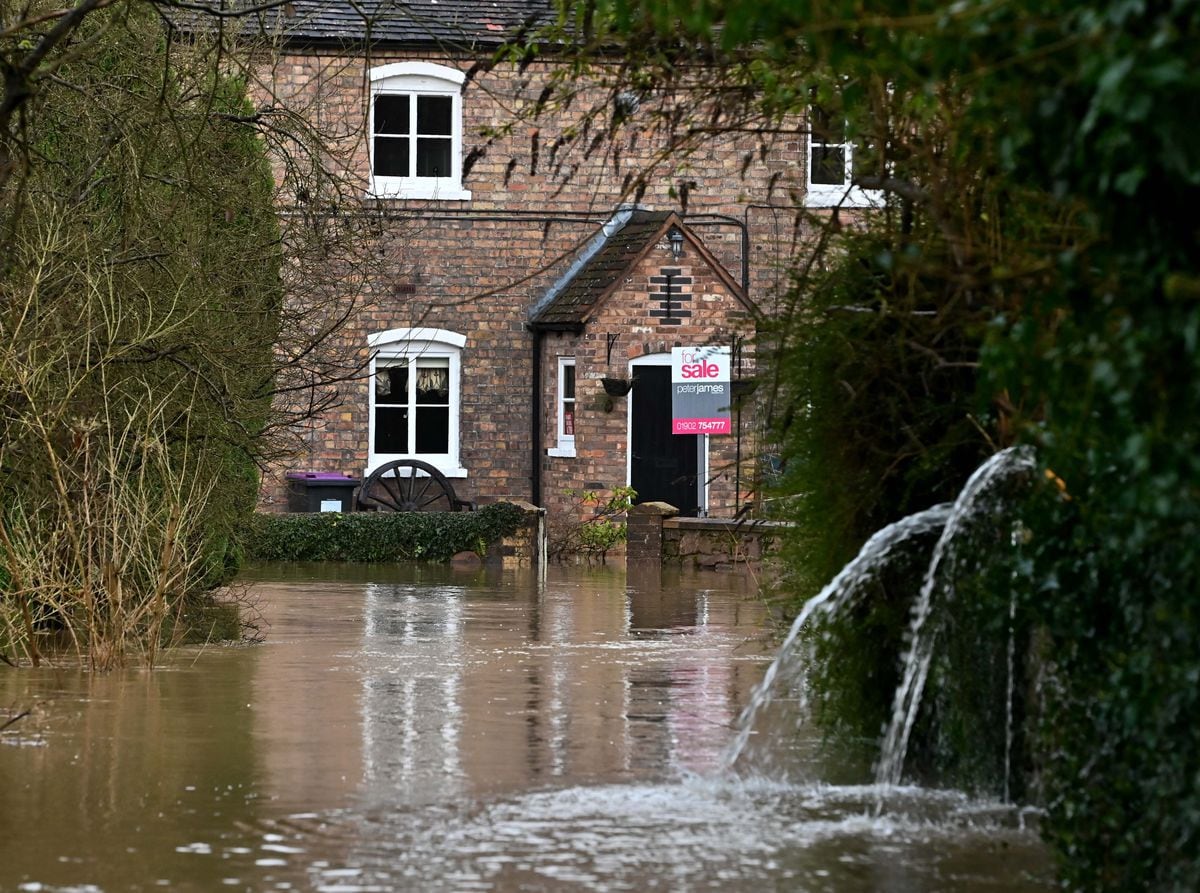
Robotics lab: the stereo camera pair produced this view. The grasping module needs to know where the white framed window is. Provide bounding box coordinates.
[805,105,883,209]
[368,62,471,201]
[548,357,576,458]
[367,328,467,477]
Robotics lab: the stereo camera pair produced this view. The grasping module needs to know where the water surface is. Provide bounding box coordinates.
[0,563,1052,891]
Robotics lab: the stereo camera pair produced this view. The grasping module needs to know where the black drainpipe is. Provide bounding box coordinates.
[530,325,544,507]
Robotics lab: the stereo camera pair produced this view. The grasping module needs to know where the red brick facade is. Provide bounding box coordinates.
[537,226,758,529]
[255,46,806,520]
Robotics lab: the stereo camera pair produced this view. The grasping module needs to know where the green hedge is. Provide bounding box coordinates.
[242,503,528,563]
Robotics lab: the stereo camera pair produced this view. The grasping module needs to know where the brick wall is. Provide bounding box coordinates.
[539,232,758,531]
[255,48,799,514]
[627,504,788,576]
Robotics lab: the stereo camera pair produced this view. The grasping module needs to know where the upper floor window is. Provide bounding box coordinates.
[369,62,471,201]
[367,327,467,477]
[806,105,883,209]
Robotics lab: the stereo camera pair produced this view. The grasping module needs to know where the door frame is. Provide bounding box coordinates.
[627,352,709,516]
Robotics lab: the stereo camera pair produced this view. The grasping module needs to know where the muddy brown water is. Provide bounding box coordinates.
[1,563,1053,891]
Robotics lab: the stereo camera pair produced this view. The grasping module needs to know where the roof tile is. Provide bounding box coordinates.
[253,0,552,47]
[533,210,673,328]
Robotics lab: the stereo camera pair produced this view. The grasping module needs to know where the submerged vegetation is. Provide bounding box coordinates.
[0,8,280,668]
[514,0,1200,887]
[548,486,636,562]
[0,2,377,668]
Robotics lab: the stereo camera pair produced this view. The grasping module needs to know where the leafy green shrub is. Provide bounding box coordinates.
[548,487,635,562]
[242,503,528,563]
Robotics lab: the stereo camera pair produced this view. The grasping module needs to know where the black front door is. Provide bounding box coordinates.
[630,365,700,515]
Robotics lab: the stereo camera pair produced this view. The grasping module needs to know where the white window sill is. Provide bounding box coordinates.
[365,459,468,479]
[547,445,576,458]
[368,180,472,201]
[805,185,884,209]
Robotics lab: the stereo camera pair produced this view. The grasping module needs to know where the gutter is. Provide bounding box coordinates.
[530,326,543,506]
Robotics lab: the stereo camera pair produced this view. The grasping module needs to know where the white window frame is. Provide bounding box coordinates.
[547,357,576,458]
[805,105,884,209]
[367,327,467,477]
[368,62,472,201]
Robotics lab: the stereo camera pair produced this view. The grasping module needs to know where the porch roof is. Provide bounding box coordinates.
[531,209,751,330]
[531,210,674,329]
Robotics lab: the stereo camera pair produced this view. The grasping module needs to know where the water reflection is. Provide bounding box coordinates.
[0,563,1051,891]
[348,567,767,807]
[0,652,267,890]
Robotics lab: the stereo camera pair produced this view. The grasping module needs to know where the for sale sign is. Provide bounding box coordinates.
[671,345,731,435]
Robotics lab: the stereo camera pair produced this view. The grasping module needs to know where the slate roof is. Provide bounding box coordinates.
[531,210,673,329]
[532,209,755,329]
[532,208,762,330]
[249,0,552,47]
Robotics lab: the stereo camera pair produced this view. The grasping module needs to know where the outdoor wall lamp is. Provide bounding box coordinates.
[668,227,684,259]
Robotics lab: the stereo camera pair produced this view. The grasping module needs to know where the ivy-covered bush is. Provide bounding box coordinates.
[242,503,528,563]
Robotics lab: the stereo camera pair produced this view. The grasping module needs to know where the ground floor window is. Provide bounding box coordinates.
[548,357,576,458]
[367,328,466,477]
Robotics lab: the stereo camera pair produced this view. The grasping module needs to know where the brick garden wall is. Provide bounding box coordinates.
[628,503,787,576]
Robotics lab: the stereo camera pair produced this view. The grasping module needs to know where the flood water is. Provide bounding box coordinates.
[1,563,1053,891]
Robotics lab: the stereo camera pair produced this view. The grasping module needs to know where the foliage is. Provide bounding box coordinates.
[769,226,1002,595]
[0,6,284,668]
[548,487,634,562]
[964,4,1200,887]
[997,176,1200,893]
[517,0,1200,887]
[242,503,529,563]
[1,2,388,667]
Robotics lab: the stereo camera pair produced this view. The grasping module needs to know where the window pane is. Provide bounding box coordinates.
[415,364,449,405]
[563,364,575,399]
[415,407,450,453]
[417,95,452,135]
[416,138,452,177]
[811,145,846,185]
[375,366,409,404]
[563,406,574,436]
[810,106,844,143]
[375,406,409,453]
[375,95,410,134]
[374,136,409,177]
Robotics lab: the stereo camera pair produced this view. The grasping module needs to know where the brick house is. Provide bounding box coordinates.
[256,1,876,527]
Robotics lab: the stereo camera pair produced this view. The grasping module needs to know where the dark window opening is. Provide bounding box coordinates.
[374,93,455,179]
[375,361,451,456]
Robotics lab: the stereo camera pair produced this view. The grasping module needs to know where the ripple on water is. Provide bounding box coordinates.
[250,777,1054,893]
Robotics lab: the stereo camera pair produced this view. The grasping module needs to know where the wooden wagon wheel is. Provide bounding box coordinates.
[358,459,469,512]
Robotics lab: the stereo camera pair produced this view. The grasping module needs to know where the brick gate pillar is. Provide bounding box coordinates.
[626,502,680,563]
